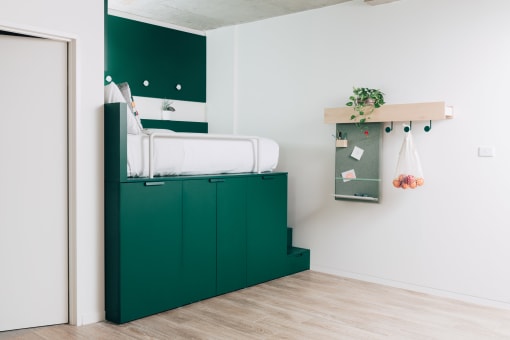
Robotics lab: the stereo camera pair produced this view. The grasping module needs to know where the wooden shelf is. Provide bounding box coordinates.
[324,101,453,124]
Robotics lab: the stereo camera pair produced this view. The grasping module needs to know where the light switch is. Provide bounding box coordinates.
[478,146,495,157]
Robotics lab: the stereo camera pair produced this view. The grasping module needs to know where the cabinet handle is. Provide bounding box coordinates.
[209,178,225,183]
[262,175,276,180]
[145,181,165,186]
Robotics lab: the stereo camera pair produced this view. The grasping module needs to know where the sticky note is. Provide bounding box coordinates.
[342,169,356,182]
[351,146,364,160]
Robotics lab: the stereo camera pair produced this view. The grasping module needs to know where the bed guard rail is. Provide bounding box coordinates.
[145,130,261,179]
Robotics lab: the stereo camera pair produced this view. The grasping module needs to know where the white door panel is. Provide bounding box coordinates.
[0,35,68,331]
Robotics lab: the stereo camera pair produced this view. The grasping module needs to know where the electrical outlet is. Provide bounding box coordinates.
[478,146,495,157]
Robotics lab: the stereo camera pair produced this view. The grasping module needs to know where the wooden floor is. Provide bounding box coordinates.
[2,271,510,339]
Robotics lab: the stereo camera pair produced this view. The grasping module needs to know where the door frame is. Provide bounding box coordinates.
[0,22,79,326]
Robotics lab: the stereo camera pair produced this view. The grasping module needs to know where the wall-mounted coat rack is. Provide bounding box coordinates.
[326,101,453,203]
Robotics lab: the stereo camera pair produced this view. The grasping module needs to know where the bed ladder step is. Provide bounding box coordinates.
[286,227,310,275]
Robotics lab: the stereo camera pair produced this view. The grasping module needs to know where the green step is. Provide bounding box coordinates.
[286,247,310,275]
[285,227,310,275]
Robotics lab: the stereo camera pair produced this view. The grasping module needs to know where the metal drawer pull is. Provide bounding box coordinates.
[145,181,165,186]
[209,178,225,183]
[262,176,275,180]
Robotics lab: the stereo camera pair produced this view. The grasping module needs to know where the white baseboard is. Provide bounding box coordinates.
[312,265,510,312]
[76,311,105,326]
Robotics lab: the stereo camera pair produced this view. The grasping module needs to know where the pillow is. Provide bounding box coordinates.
[104,82,141,135]
[117,82,144,132]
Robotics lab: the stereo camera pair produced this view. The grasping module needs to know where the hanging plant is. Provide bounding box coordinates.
[161,99,175,112]
[346,87,385,132]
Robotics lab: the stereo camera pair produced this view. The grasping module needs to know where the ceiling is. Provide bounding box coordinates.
[108,0,354,32]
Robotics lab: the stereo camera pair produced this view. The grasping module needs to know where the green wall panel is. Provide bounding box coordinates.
[141,118,208,133]
[105,15,206,102]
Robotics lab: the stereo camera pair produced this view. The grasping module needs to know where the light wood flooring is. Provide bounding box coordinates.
[2,271,510,339]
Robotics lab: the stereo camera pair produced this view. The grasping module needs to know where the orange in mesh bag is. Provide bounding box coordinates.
[392,131,424,189]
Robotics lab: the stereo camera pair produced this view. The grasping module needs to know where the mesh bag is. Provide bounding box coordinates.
[392,131,424,189]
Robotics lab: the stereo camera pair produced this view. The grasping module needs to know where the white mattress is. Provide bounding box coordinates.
[127,129,279,177]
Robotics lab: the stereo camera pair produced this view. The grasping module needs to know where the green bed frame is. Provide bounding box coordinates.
[104,102,310,323]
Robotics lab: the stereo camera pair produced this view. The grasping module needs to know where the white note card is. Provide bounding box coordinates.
[351,146,364,160]
[341,169,356,182]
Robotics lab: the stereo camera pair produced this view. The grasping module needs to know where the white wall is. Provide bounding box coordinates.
[0,0,105,325]
[206,26,238,133]
[207,0,510,309]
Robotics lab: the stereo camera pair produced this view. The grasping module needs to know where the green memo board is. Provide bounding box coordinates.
[335,123,382,202]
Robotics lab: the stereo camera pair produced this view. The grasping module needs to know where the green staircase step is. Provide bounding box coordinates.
[286,247,310,274]
[285,226,310,275]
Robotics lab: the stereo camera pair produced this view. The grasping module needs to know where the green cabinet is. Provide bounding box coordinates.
[105,172,306,324]
[182,177,247,299]
[105,181,183,323]
[246,174,288,286]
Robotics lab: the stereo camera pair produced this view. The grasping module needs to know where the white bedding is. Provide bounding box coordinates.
[127,129,279,177]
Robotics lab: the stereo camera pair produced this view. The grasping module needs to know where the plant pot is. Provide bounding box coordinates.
[364,98,375,105]
[161,110,174,120]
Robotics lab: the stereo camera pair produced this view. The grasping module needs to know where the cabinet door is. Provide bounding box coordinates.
[118,181,182,323]
[217,177,247,295]
[246,174,288,286]
[182,179,217,303]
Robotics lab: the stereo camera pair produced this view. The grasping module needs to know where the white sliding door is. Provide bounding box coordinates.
[0,35,68,331]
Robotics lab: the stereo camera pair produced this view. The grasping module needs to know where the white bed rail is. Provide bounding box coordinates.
[145,131,261,179]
